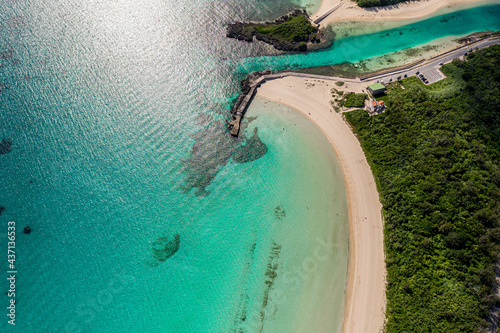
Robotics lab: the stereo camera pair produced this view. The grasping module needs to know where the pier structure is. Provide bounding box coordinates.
[313,3,343,25]
[227,72,356,137]
[229,76,266,137]
[227,34,500,137]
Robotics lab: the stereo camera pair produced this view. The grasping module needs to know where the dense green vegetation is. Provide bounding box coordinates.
[226,11,318,51]
[345,45,500,332]
[255,16,316,42]
[342,92,367,107]
[332,89,366,108]
[356,0,407,8]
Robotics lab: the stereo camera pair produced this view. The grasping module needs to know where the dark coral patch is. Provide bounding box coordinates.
[148,234,180,266]
[0,48,14,60]
[233,127,268,164]
[181,120,238,196]
[8,16,25,27]
[0,138,12,155]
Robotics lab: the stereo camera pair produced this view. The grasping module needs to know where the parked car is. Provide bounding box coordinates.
[404,74,407,78]
[415,71,420,75]
[439,62,443,66]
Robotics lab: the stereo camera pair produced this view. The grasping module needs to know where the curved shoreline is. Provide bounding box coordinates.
[239,2,498,331]
[254,76,386,333]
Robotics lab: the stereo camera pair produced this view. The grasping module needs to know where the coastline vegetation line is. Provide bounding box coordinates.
[345,45,500,332]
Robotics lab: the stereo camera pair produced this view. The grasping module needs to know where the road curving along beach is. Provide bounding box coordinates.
[254,75,386,333]
[237,1,499,331]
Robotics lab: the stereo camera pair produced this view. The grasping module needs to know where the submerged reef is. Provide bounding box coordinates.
[259,242,281,330]
[181,120,268,196]
[227,10,321,52]
[152,233,180,262]
[0,138,12,155]
[181,120,238,197]
[147,233,180,267]
[274,206,286,220]
[232,236,257,332]
[233,128,268,163]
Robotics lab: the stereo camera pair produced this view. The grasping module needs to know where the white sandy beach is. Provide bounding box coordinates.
[312,0,499,26]
[249,1,496,331]
[255,76,385,333]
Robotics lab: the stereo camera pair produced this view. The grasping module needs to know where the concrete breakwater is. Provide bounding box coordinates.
[228,71,271,137]
[228,70,350,136]
[313,3,343,25]
[228,35,500,137]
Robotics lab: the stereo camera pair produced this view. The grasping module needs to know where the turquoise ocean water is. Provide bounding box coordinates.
[237,3,500,72]
[0,0,499,332]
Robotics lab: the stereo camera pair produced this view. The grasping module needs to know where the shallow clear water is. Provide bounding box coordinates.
[236,4,500,72]
[0,0,498,332]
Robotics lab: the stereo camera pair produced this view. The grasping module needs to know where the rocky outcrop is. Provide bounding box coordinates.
[227,10,320,52]
[226,23,255,42]
[233,128,268,163]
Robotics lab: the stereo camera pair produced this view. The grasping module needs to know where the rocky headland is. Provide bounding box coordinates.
[227,10,324,52]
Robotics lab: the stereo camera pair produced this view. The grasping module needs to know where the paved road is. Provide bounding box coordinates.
[368,38,500,86]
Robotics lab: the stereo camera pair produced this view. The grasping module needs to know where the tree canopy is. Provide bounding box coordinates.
[346,45,500,332]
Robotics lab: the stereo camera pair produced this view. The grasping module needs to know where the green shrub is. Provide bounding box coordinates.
[255,16,316,42]
[343,92,366,107]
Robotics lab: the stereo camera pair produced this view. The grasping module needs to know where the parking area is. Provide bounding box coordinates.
[419,68,445,84]
[363,38,500,87]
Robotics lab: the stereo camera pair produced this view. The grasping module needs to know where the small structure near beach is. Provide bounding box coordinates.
[368,99,386,116]
[367,83,386,96]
